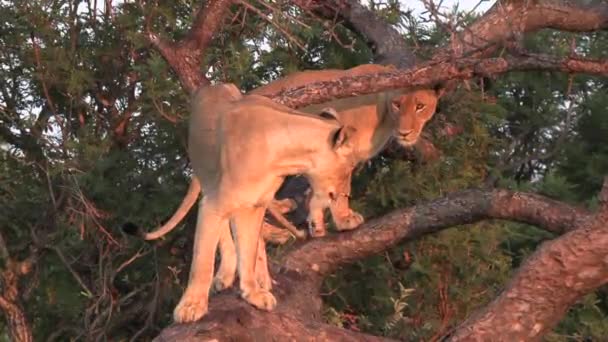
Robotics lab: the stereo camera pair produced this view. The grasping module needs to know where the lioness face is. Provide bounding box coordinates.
[391,89,441,147]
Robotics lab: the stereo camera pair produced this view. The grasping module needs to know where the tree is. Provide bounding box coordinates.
[1,0,607,341]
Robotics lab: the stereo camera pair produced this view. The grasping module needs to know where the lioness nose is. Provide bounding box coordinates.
[398,129,414,137]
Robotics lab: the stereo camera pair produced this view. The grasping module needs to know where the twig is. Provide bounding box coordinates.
[50,245,93,297]
[237,0,306,50]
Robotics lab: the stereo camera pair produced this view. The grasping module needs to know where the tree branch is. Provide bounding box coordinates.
[441,0,608,60]
[146,0,235,93]
[283,188,591,277]
[292,0,416,67]
[266,54,608,109]
[448,179,608,341]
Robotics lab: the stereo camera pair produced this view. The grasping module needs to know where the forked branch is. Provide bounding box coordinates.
[146,0,235,93]
[440,0,608,59]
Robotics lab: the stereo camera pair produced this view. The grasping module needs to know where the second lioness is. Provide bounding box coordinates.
[210,64,443,289]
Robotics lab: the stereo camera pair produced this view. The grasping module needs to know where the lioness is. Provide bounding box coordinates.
[251,64,444,234]
[170,83,358,323]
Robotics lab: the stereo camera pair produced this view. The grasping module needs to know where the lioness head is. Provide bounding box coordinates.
[389,86,444,147]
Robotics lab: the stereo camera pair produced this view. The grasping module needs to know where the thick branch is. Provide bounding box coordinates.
[147,0,234,93]
[267,54,608,108]
[448,214,608,341]
[283,188,591,276]
[442,0,608,59]
[448,179,608,341]
[154,290,395,342]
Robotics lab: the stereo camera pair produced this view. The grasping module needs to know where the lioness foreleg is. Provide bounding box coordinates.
[231,206,277,311]
[307,192,328,237]
[173,197,224,323]
[328,172,364,231]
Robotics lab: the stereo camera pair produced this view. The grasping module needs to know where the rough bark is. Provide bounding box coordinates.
[154,284,395,342]
[439,0,608,60]
[448,180,608,341]
[155,185,606,341]
[0,257,35,342]
[267,54,608,109]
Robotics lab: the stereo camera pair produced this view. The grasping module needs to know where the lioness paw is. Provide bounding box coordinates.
[242,290,277,311]
[173,293,208,323]
[336,210,364,231]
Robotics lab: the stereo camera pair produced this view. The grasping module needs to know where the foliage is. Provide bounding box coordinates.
[0,1,607,341]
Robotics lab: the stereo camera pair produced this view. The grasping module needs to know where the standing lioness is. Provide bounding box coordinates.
[172,83,358,323]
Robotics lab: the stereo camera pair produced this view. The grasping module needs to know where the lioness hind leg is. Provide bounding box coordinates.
[214,221,273,292]
[173,197,223,323]
[231,206,276,311]
[213,225,237,292]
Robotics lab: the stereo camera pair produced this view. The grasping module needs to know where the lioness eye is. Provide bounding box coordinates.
[416,103,425,111]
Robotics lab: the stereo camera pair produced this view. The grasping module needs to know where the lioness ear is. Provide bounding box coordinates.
[331,125,357,149]
[434,83,446,98]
